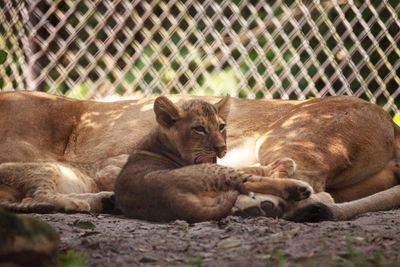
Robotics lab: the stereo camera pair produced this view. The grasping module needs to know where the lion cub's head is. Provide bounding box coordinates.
[153,95,231,165]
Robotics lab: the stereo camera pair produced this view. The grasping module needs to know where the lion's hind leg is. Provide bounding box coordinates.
[286,186,400,222]
[0,184,55,213]
[327,158,400,203]
[287,159,400,222]
[240,157,296,178]
[0,162,99,213]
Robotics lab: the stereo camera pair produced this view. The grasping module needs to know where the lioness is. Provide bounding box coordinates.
[0,91,399,221]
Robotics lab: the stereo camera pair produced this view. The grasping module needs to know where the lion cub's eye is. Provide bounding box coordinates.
[219,123,226,132]
[192,126,206,134]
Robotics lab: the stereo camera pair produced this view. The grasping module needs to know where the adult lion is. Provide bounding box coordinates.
[0,91,399,221]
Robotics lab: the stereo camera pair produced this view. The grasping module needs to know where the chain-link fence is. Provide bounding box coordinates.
[0,0,399,113]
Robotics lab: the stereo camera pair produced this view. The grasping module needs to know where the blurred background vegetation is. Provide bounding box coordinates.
[0,0,399,115]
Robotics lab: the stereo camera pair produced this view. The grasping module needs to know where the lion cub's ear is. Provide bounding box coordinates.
[214,95,231,120]
[154,96,181,129]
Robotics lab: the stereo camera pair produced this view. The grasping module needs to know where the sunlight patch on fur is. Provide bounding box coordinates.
[56,165,91,194]
[218,144,257,168]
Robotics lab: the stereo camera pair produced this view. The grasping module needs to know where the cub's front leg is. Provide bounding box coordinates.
[172,163,312,202]
[233,157,313,218]
[240,157,297,178]
[116,163,312,223]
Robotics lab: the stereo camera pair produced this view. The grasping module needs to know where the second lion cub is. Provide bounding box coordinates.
[114,95,311,222]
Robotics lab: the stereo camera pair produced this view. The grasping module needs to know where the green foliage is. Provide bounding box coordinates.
[340,239,394,267]
[65,83,91,100]
[393,114,400,126]
[262,240,396,267]
[72,220,95,230]
[329,239,395,267]
[58,250,89,267]
[0,50,7,64]
[265,249,287,267]
[208,67,240,96]
[184,254,203,267]
[0,49,6,89]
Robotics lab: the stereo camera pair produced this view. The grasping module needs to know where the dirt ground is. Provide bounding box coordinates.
[31,209,400,267]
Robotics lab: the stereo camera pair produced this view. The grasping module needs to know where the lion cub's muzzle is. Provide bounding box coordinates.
[215,145,227,158]
[194,156,217,164]
[194,144,227,164]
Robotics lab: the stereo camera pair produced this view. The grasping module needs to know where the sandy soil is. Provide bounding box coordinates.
[31,209,400,267]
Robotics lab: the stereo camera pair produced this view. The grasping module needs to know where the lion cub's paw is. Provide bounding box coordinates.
[266,157,297,178]
[284,180,313,201]
[232,193,284,218]
[60,199,91,213]
[84,191,115,213]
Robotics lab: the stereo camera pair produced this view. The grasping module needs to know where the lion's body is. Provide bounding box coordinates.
[0,91,399,221]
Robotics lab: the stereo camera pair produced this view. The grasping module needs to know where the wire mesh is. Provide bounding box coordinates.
[0,0,399,113]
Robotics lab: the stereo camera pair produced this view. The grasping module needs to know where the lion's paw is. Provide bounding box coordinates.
[232,193,285,218]
[284,180,313,201]
[60,198,91,213]
[262,157,297,178]
[285,202,334,222]
[100,192,116,213]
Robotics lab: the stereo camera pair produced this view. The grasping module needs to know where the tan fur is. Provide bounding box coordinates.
[0,91,399,221]
[114,96,311,222]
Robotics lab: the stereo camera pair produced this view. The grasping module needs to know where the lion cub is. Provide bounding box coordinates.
[114,96,312,222]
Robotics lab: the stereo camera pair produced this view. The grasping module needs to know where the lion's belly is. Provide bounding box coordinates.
[55,165,98,194]
[218,138,258,168]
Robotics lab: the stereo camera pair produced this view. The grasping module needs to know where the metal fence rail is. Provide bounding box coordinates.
[1,0,399,114]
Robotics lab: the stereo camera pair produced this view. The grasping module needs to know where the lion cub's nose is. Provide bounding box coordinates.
[214,145,227,157]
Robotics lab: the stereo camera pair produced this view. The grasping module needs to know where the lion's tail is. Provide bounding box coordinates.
[175,190,239,223]
[0,200,55,213]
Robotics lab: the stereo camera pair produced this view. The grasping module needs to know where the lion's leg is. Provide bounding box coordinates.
[286,159,400,222]
[115,162,312,222]
[238,176,312,201]
[238,157,312,201]
[0,162,102,213]
[234,157,311,218]
[286,186,400,222]
[62,191,115,213]
[240,157,296,178]
[327,159,400,202]
[0,184,23,202]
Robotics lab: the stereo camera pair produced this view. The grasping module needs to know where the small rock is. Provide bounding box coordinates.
[0,209,59,266]
[218,237,241,249]
[139,255,158,263]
